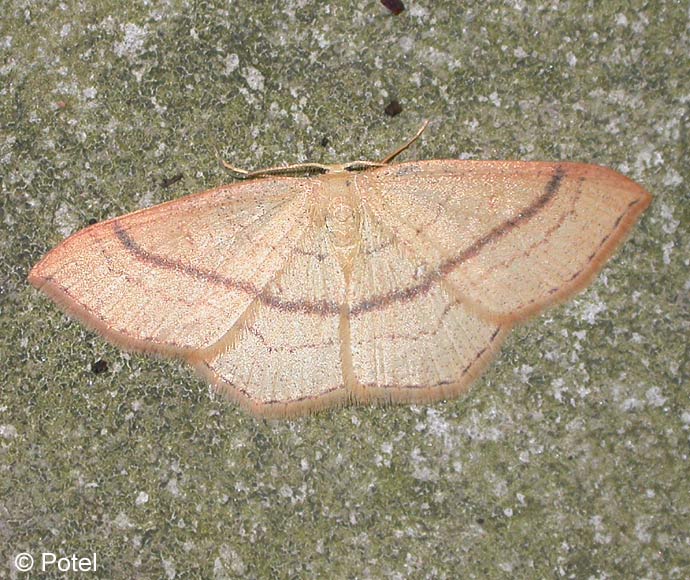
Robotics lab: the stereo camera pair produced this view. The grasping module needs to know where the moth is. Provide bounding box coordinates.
[29,122,652,417]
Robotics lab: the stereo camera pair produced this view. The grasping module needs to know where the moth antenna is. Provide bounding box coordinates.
[221,160,252,178]
[379,119,430,164]
[219,148,336,179]
[213,146,252,178]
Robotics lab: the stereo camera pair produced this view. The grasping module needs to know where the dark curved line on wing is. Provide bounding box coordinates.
[113,223,341,316]
[113,166,567,318]
[349,166,567,316]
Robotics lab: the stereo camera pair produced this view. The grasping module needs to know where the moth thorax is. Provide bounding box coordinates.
[325,197,361,258]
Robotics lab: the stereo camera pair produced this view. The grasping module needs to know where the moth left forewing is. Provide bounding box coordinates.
[28,178,315,356]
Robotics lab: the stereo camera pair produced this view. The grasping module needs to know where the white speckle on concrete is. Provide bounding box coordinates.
[590,515,612,544]
[410,447,437,482]
[399,36,415,53]
[498,561,514,573]
[214,545,246,577]
[663,168,683,187]
[621,397,644,412]
[634,145,664,175]
[137,190,155,209]
[114,512,133,529]
[662,241,674,265]
[493,478,508,498]
[162,558,176,579]
[660,203,679,234]
[465,118,479,132]
[573,330,587,342]
[680,411,690,427]
[54,202,79,238]
[514,46,527,59]
[242,66,265,92]
[221,53,239,75]
[290,108,310,128]
[635,520,652,543]
[631,12,649,35]
[0,424,17,439]
[212,557,225,577]
[580,294,607,324]
[409,4,429,19]
[114,23,148,59]
[423,47,460,70]
[645,386,666,407]
[551,377,565,402]
[425,408,454,449]
[166,478,180,497]
[151,96,167,116]
[517,364,533,383]
[312,29,330,49]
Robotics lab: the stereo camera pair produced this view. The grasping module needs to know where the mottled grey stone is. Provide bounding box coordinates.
[1,1,687,578]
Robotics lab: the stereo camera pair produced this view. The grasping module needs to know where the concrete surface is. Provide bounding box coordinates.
[1,0,688,578]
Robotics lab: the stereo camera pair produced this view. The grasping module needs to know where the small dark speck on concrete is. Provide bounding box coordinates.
[161,173,184,188]
[381,0,405,15]
[91,359,109,374]
[320,136,330,147]
[384,100,403,116]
